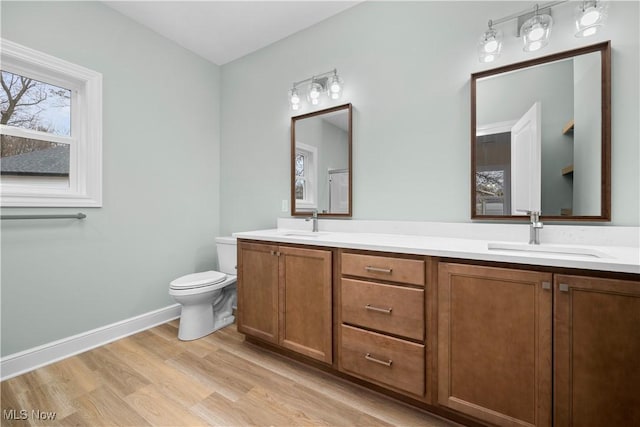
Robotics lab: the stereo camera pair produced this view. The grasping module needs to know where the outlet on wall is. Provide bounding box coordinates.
[281,199,288,212]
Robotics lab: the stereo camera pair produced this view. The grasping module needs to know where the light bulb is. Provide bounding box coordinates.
[528,26,545,41]
[529,41,542,51]
[289,87,301,110]
[307,81,324,106]
[521,13,552,53]
[327,74,343,100]
[484,40,498,53]
[575,1,608,38]
[478,23,502,63]
[580,8,600,26]
[309,86,321,99]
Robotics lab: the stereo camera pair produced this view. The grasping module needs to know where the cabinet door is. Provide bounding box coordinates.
[237,241,279,344]
[279,246,332,363]
[438,263,552,427]
[554,275,640,427]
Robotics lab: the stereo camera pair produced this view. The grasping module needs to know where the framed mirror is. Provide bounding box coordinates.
[291,103,352,217]
[471,41,610,221]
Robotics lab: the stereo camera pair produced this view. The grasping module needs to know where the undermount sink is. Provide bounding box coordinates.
[278,231,328,238]
[487,242,610,259]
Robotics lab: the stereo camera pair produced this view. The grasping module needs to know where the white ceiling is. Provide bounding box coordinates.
[105,1,361,65]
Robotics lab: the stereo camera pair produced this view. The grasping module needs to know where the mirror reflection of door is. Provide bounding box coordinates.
[473,44,608,219]
[511,102,542,215]
[328,169,349,213]
[476,103,542,216]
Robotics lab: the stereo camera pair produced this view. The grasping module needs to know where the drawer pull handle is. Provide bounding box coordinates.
[364,266,393,274]
[365,353,393,367]
[365,304,393,314]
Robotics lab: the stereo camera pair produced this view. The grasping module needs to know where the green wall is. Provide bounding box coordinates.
[1,1,221,356]
[220,1,639,234]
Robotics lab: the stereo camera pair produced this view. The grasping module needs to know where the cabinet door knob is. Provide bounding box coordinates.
[542,281,551,290]
[364,353,393,367]
[559,283,569,292]
[365,304,393,314]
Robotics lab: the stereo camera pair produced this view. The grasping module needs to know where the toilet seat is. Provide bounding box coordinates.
[170,270,227,290]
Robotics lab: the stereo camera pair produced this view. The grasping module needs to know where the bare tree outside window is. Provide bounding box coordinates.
[295,152,305,200]
[0,70,71,176]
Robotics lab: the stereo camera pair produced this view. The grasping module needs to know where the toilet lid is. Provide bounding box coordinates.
[170,271,227,290]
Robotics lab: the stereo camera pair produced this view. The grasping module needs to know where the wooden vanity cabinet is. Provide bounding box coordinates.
[437,263,552,427]
[554,275,640,427]
[339,251,427,399]
[238,239,640,427]
[237,240,333,364]
[237,241,279,344]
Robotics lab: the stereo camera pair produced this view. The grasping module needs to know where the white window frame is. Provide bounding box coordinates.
[1,39,102,207]
[295,142,317,210]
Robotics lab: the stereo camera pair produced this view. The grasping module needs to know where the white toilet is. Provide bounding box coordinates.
[169,236,237,341]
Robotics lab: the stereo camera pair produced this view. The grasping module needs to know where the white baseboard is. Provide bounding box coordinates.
[0,304,181,381]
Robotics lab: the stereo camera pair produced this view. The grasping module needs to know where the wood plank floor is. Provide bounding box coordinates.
[1,321,454,427]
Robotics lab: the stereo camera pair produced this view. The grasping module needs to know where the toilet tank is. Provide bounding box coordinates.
[215,236,237,275]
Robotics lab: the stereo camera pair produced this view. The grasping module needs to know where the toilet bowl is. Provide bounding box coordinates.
[169,237,237,341]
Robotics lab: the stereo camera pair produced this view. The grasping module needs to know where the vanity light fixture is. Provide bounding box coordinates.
[288,69,344,110]
[477,1,609,63]
[521,4,553,52]
[478,20,503,63]
[289,87,301,111]
[575,1,608,37]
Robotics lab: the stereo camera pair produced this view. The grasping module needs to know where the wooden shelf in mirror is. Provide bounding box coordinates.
[562,119,574,135]
[562,165,574,176]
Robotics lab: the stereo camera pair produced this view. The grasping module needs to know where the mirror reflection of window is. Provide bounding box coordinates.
[294,143,317,209]
[471,42,609,220]
[291,103,351,216]
[295,152,305,200]
[476,131,511,215]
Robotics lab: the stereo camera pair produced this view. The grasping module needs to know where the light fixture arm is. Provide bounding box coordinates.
[292,69,337,89]
[488,1,566,27]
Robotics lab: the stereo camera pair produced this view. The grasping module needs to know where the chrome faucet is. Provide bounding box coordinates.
[305,209,319,232]
[528,211,543,245]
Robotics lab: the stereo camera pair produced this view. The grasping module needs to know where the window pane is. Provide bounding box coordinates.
[295,178,305,200]
[1,70,71,136]
[476,170,505,215]
[295,153,304,177]
[0,134,69,176]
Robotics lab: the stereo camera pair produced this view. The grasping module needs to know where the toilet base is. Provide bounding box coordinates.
[177,304,235,341]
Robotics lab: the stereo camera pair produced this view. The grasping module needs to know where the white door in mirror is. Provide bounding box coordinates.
[511,102,542,215]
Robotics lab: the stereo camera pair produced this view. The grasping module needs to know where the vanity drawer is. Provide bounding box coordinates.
[341,253,425,286]
[340,324,425,396]
[341,278,424,341]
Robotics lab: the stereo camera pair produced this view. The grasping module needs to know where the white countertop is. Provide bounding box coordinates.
[233,225,640,275]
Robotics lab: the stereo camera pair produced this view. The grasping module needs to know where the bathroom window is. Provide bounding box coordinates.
[476,169,507,215]
[294,142,317,209]
[0,39,102,207]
